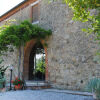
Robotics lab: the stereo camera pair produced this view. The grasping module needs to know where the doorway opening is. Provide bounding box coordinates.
[29,42,45,81]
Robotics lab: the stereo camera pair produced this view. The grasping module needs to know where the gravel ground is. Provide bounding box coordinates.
[0,90,93,100]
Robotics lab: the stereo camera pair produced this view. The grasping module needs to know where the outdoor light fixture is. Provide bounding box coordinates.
[9,65,13,90]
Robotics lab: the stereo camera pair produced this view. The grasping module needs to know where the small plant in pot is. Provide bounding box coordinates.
[0,59,8,89]
[0,72,5,89]
[12,77,23,90]
[85,78,100,100]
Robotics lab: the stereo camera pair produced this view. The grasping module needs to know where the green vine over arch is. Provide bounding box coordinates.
[0,20,52,55]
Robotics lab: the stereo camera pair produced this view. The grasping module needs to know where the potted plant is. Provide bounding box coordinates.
[0,72,5,89]
[0,59,8,90]
[85,78,100,100]
[12,77,23,90]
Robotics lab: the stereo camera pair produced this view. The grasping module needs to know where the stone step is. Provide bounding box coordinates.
[25,81,51,89]
[26,81,49,86]
[6,81,51,90]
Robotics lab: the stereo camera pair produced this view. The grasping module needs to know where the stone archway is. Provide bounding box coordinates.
[23,39,48,81]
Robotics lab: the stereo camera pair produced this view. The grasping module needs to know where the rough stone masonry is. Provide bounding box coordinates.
[0,0,100,90]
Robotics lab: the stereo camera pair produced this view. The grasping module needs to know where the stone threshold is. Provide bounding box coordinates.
[6,81,49,87]
[43,89,93,96]
[25,81,49,86]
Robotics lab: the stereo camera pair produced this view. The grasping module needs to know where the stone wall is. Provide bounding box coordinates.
[39,0,100,90]
[0,5,31,82]
[0,0,100,90]
[0,47,18,82]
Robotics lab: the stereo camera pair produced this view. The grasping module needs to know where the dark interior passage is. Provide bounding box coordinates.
[29,42,45,81]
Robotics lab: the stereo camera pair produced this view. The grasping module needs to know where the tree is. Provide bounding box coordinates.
[35,57,45,74]
[64,0,100,60]
[65,0,100,36]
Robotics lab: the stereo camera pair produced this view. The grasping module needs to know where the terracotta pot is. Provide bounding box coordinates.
[14,85,22,90]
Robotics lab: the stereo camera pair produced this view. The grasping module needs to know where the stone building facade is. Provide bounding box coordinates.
[0,0,100,90]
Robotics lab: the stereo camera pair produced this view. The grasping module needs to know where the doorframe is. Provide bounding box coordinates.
[23,39,49,81]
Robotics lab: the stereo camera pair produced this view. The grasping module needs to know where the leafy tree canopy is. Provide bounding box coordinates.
[35,57,45,74]
[64,0,100,59]
[65,0,100,35]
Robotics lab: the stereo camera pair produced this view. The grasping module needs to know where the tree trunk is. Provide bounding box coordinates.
[22,44,24,78]
[18,44,24,79]
[18,46,21,78]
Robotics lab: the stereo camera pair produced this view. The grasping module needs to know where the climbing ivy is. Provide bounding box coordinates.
[0,20,52,55]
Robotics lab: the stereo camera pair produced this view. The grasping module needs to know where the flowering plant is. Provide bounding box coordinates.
[11,77,23,86]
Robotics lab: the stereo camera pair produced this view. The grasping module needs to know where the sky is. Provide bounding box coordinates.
[0,0,24,16]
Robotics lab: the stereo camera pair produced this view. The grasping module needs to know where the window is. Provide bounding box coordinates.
[32,3,39,23]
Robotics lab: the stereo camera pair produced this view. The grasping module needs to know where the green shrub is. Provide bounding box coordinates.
[0,59,8,89]
[35,57,45,74]
[86,78,100,99]
[0,72,5,88]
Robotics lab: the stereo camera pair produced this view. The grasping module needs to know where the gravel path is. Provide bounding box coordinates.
[0,90,93,100]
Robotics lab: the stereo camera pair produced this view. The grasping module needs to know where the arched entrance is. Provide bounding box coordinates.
[24,40,48,81]
[29,42,45,81]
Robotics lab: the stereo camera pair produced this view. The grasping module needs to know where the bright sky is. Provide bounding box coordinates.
[0,0,24,16]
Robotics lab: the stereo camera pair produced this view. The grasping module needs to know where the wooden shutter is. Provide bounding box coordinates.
[32,4,39,22]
